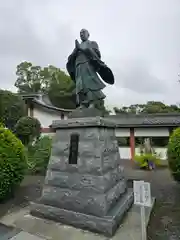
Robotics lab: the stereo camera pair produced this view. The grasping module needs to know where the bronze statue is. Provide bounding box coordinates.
[66,29,114,108]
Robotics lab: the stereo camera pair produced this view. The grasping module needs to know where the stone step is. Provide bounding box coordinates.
[30,188,134,237]
[38,178,127,218]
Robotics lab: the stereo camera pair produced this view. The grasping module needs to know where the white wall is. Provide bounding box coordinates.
[28,107,31,117]
[33,107,68,128]
[134,127,169,136]
[154,148,167,160]
[119,147,131,159]
[116,128,130,137]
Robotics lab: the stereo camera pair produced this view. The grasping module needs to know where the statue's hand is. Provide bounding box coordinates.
[75,39,80,49]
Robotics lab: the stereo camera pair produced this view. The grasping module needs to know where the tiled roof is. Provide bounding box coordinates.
[106,113,180,127]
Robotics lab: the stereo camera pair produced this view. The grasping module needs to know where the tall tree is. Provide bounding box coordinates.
[15,62,43,93]
[45,65,76,109]
[15,62,76,109]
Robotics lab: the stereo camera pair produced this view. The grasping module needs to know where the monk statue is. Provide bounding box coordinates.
[66,29,114,109]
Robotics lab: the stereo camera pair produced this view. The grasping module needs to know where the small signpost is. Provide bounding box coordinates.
[133,180,151,240]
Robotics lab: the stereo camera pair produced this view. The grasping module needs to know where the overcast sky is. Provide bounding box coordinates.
[0,0,180,109]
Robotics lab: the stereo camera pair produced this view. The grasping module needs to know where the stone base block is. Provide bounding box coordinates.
[39,178,127,217]
[30,189,133,237]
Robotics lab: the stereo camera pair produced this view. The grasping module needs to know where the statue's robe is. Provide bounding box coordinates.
[66,40,114,106]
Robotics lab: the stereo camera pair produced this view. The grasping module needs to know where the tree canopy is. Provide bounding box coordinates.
[15,116,41,145]
[114,101,180,114]
[0,89,26,130]
[15,62,76,109]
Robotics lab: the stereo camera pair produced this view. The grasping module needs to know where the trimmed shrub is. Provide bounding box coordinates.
[15,116,41,145]
[134,153,161,169]
[26,136,52,175]
[0,126,27,201]
[167,127,180,181]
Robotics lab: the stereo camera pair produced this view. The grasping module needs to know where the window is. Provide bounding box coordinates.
[116,137,130,147]
[68,133,79,164]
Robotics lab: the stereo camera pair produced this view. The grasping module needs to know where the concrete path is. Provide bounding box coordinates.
[0,222,45,240]
[10,232,45,240]
[0,196,155,240]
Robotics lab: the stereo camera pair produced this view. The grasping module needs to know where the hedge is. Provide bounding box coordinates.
[167,127,180,181]
[0,126,27,201]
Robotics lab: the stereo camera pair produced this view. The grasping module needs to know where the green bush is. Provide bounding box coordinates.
[0,122,5,128]
[134,153,160,169]
[15,116,41,145]
[167,127,180,181]
[26,136,52,175]
[0,126,27,201]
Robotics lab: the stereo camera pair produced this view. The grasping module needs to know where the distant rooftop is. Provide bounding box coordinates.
[106,113,180,127]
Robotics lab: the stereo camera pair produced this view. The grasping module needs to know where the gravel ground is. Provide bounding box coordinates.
[0,161,180,240]
[124,160,180,240]
[146,170,180,240]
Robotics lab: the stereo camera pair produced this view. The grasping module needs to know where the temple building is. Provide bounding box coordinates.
[22,93,71,131]
[22,93,180,161]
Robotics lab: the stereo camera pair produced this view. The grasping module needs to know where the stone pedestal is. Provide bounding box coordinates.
[30,117,133,237]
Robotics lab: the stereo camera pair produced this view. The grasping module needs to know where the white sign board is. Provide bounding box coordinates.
[143,181,151,207]
[133,180,151,240]
[133,180,151,207]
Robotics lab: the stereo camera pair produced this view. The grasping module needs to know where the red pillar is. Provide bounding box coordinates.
[130,128,135,160]
[41,127,55,133]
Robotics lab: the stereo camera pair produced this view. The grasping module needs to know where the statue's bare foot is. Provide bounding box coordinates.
[78,105,84,109]
[89,103,94,109]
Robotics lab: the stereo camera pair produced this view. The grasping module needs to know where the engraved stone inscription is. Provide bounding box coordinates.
[68,133,79,164]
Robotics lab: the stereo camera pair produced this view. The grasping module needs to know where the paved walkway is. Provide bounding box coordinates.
[9,232,45,240]
[0,199,154,240]
[0,222,45,240]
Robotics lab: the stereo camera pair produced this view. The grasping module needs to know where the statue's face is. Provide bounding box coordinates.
[80,29,89,41]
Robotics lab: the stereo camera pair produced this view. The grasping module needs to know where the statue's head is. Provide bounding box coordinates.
[80,29,89,42]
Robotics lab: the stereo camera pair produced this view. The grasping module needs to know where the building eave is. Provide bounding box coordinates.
[21,93,74,113]
[32,99,73,113]
[115,123,180,128]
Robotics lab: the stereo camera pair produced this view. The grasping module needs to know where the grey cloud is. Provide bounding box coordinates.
[0,1,75,88]
[113,59,167,94]
[0,4,73,64]
[0,0,180,106]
